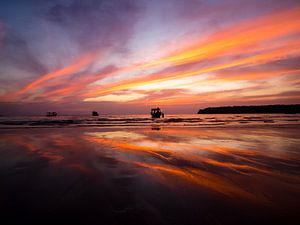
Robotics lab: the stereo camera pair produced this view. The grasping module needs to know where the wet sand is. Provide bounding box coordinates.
[0,127,300,225]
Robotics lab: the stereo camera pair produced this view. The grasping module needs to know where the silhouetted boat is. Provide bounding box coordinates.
[151,107,164,118]
[46,112,57,117]
[92,111,99,116]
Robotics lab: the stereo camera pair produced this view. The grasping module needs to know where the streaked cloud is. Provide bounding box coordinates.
[0,0,299,114]
[84,93,147,102]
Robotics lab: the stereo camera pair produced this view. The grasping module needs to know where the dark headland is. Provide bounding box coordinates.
[198,104,300,114]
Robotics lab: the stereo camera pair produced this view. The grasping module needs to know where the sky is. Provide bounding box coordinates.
[0,0,300,115]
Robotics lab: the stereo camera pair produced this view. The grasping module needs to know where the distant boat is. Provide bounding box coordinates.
[92,111,99,116]
[151,107,164,118]
[46,112,57,117]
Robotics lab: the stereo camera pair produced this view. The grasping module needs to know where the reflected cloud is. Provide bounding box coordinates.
[1,127,299,209]
[85,131,147,140]
[83,127,300,205]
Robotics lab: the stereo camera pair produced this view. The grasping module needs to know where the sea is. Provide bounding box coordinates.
[1,113,300,225]
[0,113,299,128]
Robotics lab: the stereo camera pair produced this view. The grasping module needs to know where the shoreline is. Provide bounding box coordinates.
[1,123,300,130]
[0,114,299,129]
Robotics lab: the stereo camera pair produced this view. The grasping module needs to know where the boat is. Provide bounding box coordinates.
[151,107,164,118]
[92,111,99,116]
[46,112,57,117]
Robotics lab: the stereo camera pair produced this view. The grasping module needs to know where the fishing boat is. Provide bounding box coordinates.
[92,111,99,116]
[46,112,57,117]
[151,107,164,118]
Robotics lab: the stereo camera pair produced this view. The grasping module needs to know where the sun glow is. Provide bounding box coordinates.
[1,3,300,110]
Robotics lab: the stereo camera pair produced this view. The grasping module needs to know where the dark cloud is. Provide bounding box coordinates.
[0,32,46,74]
[0,30,47,94]
[0,0,142,96]
[45,0,142,51]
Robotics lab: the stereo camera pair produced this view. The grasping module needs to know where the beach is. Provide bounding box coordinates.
[0,116,300,225]
[1,0,300,223]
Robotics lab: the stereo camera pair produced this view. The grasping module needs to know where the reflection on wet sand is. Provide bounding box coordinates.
[0,127,300,225]
[84,128,300,203]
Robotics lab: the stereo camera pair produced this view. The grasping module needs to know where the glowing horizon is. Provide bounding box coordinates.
[0,0,299,115]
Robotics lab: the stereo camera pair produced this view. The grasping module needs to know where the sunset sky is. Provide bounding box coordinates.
[0,0,300,115]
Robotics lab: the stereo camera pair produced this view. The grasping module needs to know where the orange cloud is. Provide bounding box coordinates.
[7,6,300,105]
[85,39,300,99]
[81,6,300,102]
[144,6,300,67]
[22,62,149,102]
[10,51,100,100]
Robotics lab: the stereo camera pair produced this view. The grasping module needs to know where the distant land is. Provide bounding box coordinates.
[197,104,300,114]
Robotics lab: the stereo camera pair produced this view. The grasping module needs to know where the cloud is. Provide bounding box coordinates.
[0,0,143,101]
[45,0,141,51]
[82,5,300,106]
[0,0,300,114]
[84,93,147,102]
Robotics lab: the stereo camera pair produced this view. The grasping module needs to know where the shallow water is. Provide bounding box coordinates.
[0,114,299,128]
[0,126,300,225]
